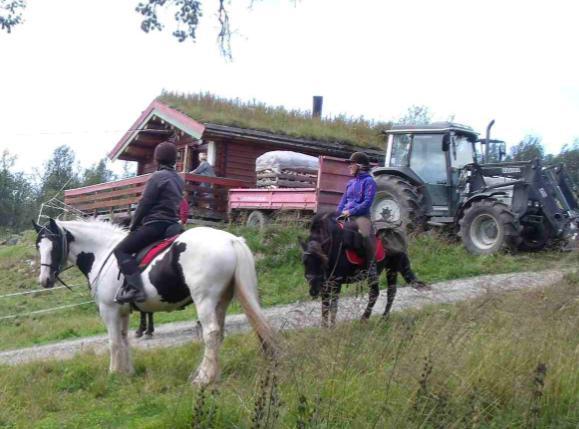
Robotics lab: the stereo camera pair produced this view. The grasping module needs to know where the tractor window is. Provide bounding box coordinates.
[474,141,485,163]
[486,141,507,163]
[410,134,447,184]
[451,135,476,168]
[390,134,411,167]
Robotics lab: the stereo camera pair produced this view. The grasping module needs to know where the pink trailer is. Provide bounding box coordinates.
[228,156,351,227]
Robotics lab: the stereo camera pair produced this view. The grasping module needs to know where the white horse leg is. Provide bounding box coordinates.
[216,284,234,341]
[120,312,134,374]
[100,304,131,374]
[192,296,223,386]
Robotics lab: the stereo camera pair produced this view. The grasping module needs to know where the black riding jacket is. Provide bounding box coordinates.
[130,165,184,230]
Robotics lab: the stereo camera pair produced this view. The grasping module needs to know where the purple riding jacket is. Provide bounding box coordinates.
[337,172,377,217]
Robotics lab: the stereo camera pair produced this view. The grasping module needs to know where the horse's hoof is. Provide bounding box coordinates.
[410,281,431,291]
[381,313,391,321]
[135,331,143,338]
[191,374,216,387]
[190,368,218,386]
[192,377,210,387]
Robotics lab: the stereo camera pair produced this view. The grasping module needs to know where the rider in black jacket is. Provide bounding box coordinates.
[113,141,184,304]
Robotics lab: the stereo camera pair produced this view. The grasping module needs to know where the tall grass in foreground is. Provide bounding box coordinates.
[1,274,577,428]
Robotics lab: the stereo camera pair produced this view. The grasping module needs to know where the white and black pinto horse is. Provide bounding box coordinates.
[34,218,275,385]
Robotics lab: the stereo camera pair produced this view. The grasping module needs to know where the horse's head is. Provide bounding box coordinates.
[300,213,338,298]
[33,218,70,288]
[300,239,328,298]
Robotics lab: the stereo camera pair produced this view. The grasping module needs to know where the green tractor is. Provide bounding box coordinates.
[370,122,579,255]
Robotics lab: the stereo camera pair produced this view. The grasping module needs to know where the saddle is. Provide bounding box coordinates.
[337,221,386,266]
[136,235,180,270]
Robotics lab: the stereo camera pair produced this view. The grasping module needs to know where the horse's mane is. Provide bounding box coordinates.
[60,218,128,236]
[310,212,338,246]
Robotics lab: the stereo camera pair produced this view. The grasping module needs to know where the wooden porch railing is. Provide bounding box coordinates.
[64,173,251,221]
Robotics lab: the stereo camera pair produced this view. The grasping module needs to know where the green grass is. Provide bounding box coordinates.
[159,92,388,148]
[0,223,577,351]
[1,274,577,428]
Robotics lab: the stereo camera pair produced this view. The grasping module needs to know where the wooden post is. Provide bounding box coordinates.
[183,144,190,173]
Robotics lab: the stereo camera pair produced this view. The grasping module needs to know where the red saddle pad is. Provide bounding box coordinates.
[138,235,179,269]
[345,238,386,266]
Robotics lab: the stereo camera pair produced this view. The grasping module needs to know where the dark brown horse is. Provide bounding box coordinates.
[301,213,425,327]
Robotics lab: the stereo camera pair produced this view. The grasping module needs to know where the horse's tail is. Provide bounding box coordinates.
[231,237,277,356]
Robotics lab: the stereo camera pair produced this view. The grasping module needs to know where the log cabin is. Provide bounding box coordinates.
[64,94,385,223]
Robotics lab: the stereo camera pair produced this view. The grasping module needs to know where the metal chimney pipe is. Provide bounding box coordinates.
[312,96,323,118]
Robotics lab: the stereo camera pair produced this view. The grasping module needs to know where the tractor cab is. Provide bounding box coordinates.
[376,122,479,220]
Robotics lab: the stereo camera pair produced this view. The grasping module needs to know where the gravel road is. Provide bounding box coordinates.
[0,270,569,366]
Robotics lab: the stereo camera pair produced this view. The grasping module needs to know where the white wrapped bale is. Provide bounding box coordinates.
[256,151,319,174]
[255,151,319,188]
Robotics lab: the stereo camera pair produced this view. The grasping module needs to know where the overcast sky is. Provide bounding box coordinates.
[2,0,579,175]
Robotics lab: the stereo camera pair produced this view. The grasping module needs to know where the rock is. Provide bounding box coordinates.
[6,236,20,246]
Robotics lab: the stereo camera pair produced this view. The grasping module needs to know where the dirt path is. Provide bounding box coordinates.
[0,270,570,366]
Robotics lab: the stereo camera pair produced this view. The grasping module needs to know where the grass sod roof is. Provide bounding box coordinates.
[158,92,390,149]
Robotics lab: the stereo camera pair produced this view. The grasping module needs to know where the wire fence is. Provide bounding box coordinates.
[0,280,94,322]
[0,301,95,322]
[0,284,84,299]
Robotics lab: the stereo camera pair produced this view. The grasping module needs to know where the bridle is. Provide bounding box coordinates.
[37,219,124,298]
[303,218,345,286]
[38,224,74,291]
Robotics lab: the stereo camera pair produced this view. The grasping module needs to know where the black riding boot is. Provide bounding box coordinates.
[114,252,147,304]
[363,236,377,276]
[115,272,147,304]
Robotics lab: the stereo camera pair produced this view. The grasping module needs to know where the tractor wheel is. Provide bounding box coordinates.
[246,210,269,230]
[518,222,549,252]
[371,175,425,231]
[458,199,521,255]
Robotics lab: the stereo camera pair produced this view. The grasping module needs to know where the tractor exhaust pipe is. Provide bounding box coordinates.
[484,119,495,163]
[486,119,495,143]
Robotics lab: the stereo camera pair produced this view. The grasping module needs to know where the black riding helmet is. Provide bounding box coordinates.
[348,151,370,166]
[154,141,177,166]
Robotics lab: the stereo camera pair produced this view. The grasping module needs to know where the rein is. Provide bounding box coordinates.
[40,263,74,291]
[89,247,118,296]
[325,241,343,282]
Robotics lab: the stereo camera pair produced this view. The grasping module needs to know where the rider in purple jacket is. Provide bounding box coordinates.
[337,152,377,270]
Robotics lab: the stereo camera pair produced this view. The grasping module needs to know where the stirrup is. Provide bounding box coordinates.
[115,287,146,304]
[114,284,146,304]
